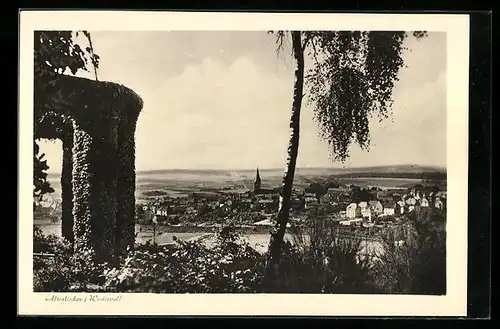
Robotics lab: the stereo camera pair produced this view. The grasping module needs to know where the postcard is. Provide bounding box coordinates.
[19,11,469,316]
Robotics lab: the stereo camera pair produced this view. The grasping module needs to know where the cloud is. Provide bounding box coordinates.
[39,31,447,173]
[135,56,296,170]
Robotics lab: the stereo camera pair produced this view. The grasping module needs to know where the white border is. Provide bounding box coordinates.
[18,11,469,316]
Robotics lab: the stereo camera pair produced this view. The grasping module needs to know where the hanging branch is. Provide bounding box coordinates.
[82,31,99,81]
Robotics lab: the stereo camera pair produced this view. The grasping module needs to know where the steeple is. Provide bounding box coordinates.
[254,167,261,193]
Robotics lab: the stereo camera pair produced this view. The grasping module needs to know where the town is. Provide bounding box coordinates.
[136,168,447,235]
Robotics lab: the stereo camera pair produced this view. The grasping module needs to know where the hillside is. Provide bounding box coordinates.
[43,164,446,204]
[135,164,446,179]
[46,164,446,180]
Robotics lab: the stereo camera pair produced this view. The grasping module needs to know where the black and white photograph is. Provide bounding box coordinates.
[19,11,469,316]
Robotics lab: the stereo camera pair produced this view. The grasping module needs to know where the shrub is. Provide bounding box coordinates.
[34,224,266,293]
[370,208,446,295]
[102,224,266,293]
[265,221,380,293]
[34,225,116,292]
[33,211,445,295]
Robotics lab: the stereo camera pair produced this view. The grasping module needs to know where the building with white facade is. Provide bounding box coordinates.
[346,202,361,218]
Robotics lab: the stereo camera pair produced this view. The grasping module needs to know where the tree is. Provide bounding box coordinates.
[265,30,427,287]
[33,141,55,200]
[33,31,100,200]
[305,182,327,197]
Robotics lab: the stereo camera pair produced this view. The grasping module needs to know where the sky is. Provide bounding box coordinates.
[38,31,447,173]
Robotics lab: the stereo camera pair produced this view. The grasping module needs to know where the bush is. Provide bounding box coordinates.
[265,221,380,293]
[33,225,110,292]
[34,224,266,293]
[370,208,446,295]
[102,224,266,293]
[33,209,445,295]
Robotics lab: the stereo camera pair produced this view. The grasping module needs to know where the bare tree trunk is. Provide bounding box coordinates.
[265,31,304,290]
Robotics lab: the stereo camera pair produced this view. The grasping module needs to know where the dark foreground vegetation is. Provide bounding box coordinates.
[34,208,445,294]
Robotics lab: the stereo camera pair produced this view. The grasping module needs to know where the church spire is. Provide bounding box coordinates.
[254,167,261,193]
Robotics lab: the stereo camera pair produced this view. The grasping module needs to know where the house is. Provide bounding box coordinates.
[326,187,345,198]
[186,206,196,214]
[420,198,430,207]
[239,191,252,199]
[369,200,384,215]
[346,203,361,218]
[434,198,444,210]
[320,194,332,204]
[396,200,405,214]
[436,191,447,199]
[304,196,318,209]
[155,208,168,216]
[178,198,189,206]
[376,191,388,200]
[383,201,397,216]
[405,197,417,206]
[292,188,305,196]
[361,206,373,221]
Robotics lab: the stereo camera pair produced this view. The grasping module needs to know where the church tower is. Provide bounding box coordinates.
[254,168,261,193]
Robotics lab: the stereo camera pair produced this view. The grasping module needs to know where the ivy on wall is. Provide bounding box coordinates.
[34,31,144,262]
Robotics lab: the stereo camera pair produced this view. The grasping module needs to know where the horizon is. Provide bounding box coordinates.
[46,163,447,177]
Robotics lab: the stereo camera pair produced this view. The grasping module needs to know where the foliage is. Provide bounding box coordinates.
[35,31,98,77]
[102,225,265,293]
[33,142,55,200]
[302,31,427,162]
[349,185,373,203]
[34,210,445,294]
[265,30,428,275]
[370,208,446,295]
[33,225,108,292]
[33,30,100,201]
[263,221,379,293]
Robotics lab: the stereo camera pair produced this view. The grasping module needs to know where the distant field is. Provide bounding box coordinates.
[44,165,446,204]
[338,177,423,189]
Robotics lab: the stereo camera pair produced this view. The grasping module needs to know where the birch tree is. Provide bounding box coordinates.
[265,30,427,288]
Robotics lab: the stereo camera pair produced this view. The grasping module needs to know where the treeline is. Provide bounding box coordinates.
[332,171,447,180]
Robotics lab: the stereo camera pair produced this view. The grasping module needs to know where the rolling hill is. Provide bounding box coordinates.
[135,164,446,179]
[44,164,446,204]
